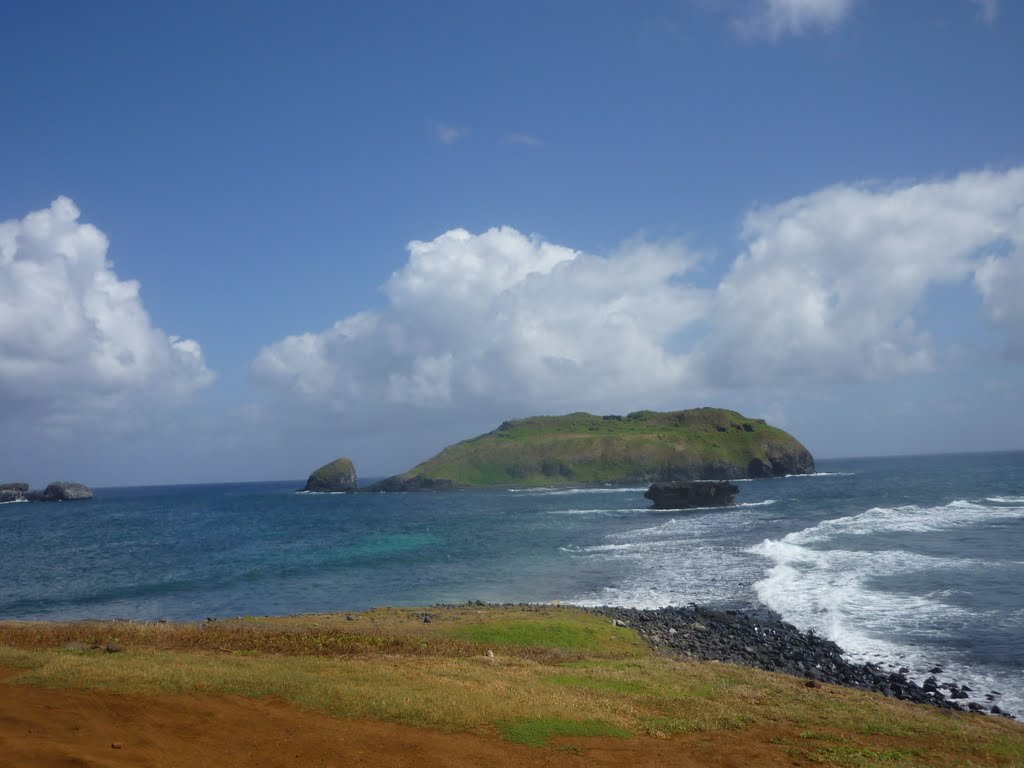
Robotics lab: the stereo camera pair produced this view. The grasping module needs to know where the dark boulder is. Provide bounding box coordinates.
[303,458,358,493]
[644,480,739,510]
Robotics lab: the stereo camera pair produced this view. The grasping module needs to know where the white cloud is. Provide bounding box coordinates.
[969,0,999,23]
[975,247,1024,358]
[736,0,856,40]
[252,167,1024,433]
[252,227,709,421]
[700,168,1024,384]
[0,197,214,430]
[432,122,467,145]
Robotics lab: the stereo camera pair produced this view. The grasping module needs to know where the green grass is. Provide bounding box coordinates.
[497,717,631,746]
[397,407,813,487]
[446,613,646,655]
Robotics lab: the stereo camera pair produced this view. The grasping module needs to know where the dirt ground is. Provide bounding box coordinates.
[0,668,797,768]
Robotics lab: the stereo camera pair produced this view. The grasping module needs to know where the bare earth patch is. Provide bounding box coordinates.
[0,670,794,767]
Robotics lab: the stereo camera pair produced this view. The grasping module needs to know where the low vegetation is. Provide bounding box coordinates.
[1,604,1021,764]
[396,408,815,487]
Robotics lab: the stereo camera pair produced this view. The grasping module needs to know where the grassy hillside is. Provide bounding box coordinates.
[397,408,814,487]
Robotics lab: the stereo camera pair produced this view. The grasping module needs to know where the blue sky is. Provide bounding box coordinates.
[2,0,1023,486]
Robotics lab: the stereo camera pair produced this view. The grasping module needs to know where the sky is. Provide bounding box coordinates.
[2,0,1023,487]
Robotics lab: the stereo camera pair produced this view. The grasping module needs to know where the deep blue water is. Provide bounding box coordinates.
[2,451,1022,714]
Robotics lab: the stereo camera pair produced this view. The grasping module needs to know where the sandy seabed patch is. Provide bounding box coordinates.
[0,668,795,767]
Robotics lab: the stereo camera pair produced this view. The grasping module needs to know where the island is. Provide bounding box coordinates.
[366,407,814,490]
[0,482,93,502]
[302,458,357,493]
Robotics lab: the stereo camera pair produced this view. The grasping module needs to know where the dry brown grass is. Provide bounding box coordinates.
[1,605,1022,766]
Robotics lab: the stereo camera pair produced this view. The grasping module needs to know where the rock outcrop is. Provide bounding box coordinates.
[302,458,358,492]
[644,480,739,510]
[1,482,93,502]
[363,474,457,493]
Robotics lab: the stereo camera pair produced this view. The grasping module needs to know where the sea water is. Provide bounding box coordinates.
[1,451,1021,714]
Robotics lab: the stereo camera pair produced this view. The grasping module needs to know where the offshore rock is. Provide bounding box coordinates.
[363,474,457,493]
[2,482,93,502]
[41,482,94,501]
[0,483,29,503]
[644,480,739,510]
[303,458,358,493]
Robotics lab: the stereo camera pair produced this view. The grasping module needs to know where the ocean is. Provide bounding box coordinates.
[2,451,1021,715]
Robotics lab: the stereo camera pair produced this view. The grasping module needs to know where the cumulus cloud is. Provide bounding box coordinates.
[736,0,856,40]
[701,168,1024,384]
[0,197,214,430]
[253,167,1024,428]
[975,247,1024,358]
[252,227,709,421]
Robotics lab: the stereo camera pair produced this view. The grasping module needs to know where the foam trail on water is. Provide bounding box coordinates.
[546,508,650,516]
[509,486,647,496]
[750,500,1024,716]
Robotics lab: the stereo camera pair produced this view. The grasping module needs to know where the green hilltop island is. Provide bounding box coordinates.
[361,407,815,492]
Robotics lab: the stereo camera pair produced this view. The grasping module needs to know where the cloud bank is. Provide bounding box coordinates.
[0,197,214,430]
[252,227,708,421]
[253,167,1024,428]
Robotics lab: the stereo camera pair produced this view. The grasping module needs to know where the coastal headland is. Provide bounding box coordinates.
[1,604,1020,767]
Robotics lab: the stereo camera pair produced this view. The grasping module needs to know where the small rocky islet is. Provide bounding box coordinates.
[0,482,93,503]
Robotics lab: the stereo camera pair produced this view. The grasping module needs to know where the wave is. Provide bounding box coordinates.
[748,509,1024,715]
[987,496,1024,504]
[781,500,1024,544]
[547,508,650,516]
[783,471,856,478]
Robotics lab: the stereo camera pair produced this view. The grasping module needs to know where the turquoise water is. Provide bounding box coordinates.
[2,451,1022,713]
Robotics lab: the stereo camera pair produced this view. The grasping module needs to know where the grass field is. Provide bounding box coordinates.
[1,605,1022,766]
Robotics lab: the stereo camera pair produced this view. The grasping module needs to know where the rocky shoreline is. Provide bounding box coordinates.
[590,605,1014,719]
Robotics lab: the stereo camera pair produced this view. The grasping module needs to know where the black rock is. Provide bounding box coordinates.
[363,474,457,492]
[644,481,739,510]
[588,605,972,714]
